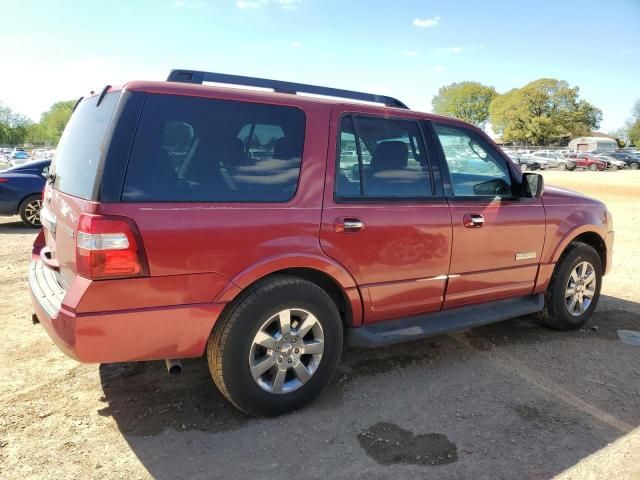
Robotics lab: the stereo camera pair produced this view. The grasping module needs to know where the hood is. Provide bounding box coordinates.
[542,185,604,207]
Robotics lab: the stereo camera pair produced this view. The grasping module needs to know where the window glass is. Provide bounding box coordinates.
[434,123,512,197]
[122,94,305,202]
[336,115,432,198]
[51,92,119,199]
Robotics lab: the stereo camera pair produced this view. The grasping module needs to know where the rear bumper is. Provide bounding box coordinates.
[28,259,225,363]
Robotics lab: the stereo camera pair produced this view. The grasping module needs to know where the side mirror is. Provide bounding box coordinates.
[522,172,544,198]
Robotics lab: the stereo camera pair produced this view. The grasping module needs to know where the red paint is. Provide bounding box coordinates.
[30,80,613,363]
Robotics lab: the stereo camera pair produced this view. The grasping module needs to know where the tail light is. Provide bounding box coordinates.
[0,177,8,183]
[76,214,149,280]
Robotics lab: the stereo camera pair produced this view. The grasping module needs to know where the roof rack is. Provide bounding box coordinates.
[166,69,409,109]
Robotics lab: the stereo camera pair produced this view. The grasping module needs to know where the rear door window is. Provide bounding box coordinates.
[122,94,305,202]
[336,115,432,198]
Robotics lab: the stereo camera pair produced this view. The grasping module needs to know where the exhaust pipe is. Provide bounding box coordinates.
[165,359,183,376]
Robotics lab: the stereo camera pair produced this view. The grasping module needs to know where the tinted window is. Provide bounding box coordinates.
[434,123,512,197]
[336,115,432,198]
[51,92,120,199]
[122,94,305,202]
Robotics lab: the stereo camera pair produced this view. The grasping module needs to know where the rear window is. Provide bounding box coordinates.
[51,92,119,199]
[122,94,306,202]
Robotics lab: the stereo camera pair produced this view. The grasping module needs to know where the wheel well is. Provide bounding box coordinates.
[569,232,607,271]
[264,268,353,326]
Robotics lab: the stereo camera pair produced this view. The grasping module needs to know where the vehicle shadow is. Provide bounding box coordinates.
[99,294,640,479]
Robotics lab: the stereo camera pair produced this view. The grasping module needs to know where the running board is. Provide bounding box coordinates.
[346,294,544,348]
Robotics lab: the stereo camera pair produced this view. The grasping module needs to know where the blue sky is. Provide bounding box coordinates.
[1,0,638,132]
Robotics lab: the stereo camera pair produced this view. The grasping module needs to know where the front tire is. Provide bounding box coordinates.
[537,243,602,331]
[589,163,598,171]
[558,162,567,171]
[207,276,343,416]
[19,195,42,228]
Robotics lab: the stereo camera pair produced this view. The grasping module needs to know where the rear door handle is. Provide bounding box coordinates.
[334,217,364,233]
[463,214,484,228]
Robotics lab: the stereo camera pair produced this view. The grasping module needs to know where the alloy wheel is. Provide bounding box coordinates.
[249,308,324,394]
[24,199,42,227]
[564,261,596,317]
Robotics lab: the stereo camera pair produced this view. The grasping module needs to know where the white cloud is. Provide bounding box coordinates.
[433,44,485,54]
[237,0,301,9]
[432,65,447,72]
[290,41,302,48]
[401,50,418,57]
[413,16,440,28]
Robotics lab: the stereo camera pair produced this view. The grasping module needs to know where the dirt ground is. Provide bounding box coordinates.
[1,170,639,480]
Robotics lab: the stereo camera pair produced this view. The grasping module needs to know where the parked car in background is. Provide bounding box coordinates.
[10,150,31,167]
[527,152,576,170]
[506,152,547,171]
[28,70,614,416]
[0,159,50,227]
[609,151,640,169]
[595,155,627,170]
[566,153,607,171]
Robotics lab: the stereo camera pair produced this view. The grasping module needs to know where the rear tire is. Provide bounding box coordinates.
[558,162,567,171]
[536,242,602,331]
[589,163,598,171]
[19,195,42,228]
[207,276,343,416]
[631,162,639,170]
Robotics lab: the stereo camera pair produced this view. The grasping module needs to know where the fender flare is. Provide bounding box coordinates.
[549,224,607,264]
[214,253,364,326]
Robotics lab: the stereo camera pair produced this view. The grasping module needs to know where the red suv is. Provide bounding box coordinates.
[30,70,614,416]
[566,152,607,171]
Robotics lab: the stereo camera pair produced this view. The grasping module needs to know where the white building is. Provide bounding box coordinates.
[568,133,618,153]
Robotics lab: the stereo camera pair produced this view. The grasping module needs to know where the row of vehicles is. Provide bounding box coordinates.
[0,147,56,168]
[504,149,640,172]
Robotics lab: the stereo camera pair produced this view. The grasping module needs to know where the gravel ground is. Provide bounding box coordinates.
[0,170,639,480]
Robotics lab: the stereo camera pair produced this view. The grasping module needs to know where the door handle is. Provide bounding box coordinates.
[334,217,364,233]
[463,214,484,228]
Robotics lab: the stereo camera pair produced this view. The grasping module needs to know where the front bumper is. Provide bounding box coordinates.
[28,259,225,363]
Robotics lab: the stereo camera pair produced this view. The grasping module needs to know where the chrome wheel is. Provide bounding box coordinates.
[24,199,42,226]
[565,261,596,317]
[249,308,324,394]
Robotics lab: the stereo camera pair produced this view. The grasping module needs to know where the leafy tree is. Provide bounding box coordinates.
[432,81,497,128]
[0,101,33,145]
[629,120,640,147]
[489,78,602,145]
[37,100,75,144]
[632,99,640,121]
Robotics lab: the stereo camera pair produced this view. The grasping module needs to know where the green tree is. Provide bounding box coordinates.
[489,78,602,145]
[432,81,497,128]
[0,102,33,145]
[38,100,75,144]
[629,120,640,147]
